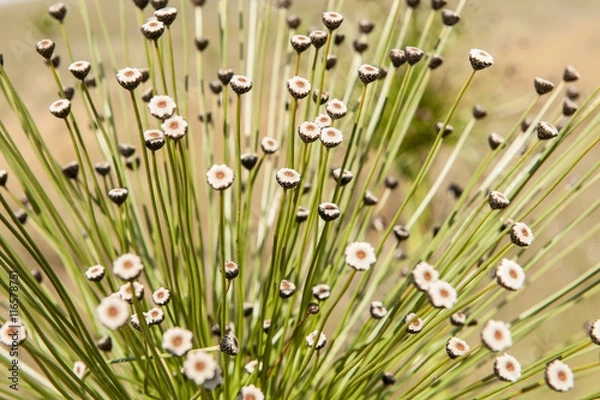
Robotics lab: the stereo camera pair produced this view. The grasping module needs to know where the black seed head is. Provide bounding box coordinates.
[62,161,79,180]
[334,33,345,45]
[217,69,234,85]
[96,336,112,352]
[49,3,67,22]
[562,98,578,116]
[287,15,301,29]
[473,104,487,120]
[358,19,375,34]
[429,54,444,70]
[534,77,555,95]
[431,0,447,10]
[36,39,56,60]
[95,161,111,176]
[441,9,460,26]
[563,65,580,82]
[353,39,368,53]
[390,49,406,68]
[405,46,424,65]
[118,143,136,158]
[241,153,258,170]
[108,188,129,206]
[310,30,328,48]
[195,37,209,52]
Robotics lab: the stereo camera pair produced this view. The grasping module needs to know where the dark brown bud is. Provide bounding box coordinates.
[150,0,168,10]
[428,54,444,70]
[133,0,149,10]
[390,49,406,68]
[217,69,234,85]
[358,19,375,34]
[307,303,320,314]
[36,39,56,60]
[96,336,112,352]
[95,161,111,176]
[118,143,136,158]
[566,86,580,100]
[563,65,580,82]
[241,153,258,170]
[533,77,555,95]
[334,33,345,45]
[108,188,129,206]
[62,161,79,180]
[195,37,209,52]
[49,3,67,22]
[435,121,454,137]
[287,14,301,29]
[63,86,75,101]
[405,46,424,65]
[406,0,420,8]
[393,225,410,241]
[290,35,312,53]
[472,104,487,120]
[353,39,368,53]
[384,176,398,190]
[326,54,337,70]
[322,12,344,31]
[441,10,460,26]
[562,98,578,116]
[431,0,447,10]
[209,80,222,94]
[310,30,328,48]
[521,117,532,132]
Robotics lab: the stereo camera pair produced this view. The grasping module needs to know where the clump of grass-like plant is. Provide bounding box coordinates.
[0,0,599,399]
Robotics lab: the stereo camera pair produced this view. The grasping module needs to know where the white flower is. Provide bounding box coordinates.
[412,262,439,291]
[152,287,171,306]
[494,353,521,382]
[320,127,343,148]
[162,115,188,140]
[116,67,143,90]
[344,242,376,271]
[370,301,387,319]
[182,350,218,385]
[237,385,264,400]
[495,259,525,291]
[96,296,130,330]
[446,337,469,359]
[148,95,177,120]
[510,222,534,247]
[469,48,494,71]
[118,282,145,303]
[305,330,327,350]
[0,321,27,346]
[144,307,165,325]
[287,76,311,99]
[427,280,457,309]
[85,265,106,282]
[312,284,331,301]
[545,360,574,392]
[260,137,279,154]
[276,168,302,189]
[325,99,347,119]
[481,320,512,352]
[73,361,87,379]
[590,319,600,345]
[314,113,332,128]
[113,253,144,281]
[298,121,321,143]
[162,327,193,356]
[206,164,234,190]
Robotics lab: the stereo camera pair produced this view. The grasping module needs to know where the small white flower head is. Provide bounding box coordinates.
[279,280,296,298]
[154,7,178,26]
[219,331,240,356]
[0,321,27,346]
[73,361,87,379]
[314,113,332,128]
[118,281,145,303]
[113,253,144,281]
[162,115,188,140]
[358,64,379,85]
[469,49,494,71]
[108,187,129,206]
[370,301,387,319]
[144,129,166,151]
[49,99,71,119]
[589,319,600,345]
[206,164,234,190]
[481,320,512,352]
[545,360,574,392]
[224,260,240,280]
[298,121,321,143]
[495,259,525,291]
[305,330,327,350]
[318,202,341,222]
[312,283,331,301]
[130,313,141,330]
[412,262,439,291]
[96,296,130,330]
[320,127,343,148]
[494,353,522,382]
[152,287,171,306]
[148,95,177,120]
[237,385,265,400]
[85,265,106,282]
[537,121,559,140]
[326,99,348,120]
[406,314,424,334]
[68,61,91,80]
[144,307,165,325]
[450,312,467,326]
[488,132,504,150]
[182,350,217,385]
[330,171,353,191]
[244,359,262,375]
[230,75,253,95]
[322,11,344,30]
[141,18,165,40]
[162,327,193,356]
[290,35,312,53]
[345,241,376,271]
[276,168,302,189]
[446,337,469,359]
[510,222,534,247]
[287,76,311,99]
[427,280,457,309]
[260,137,279,154]
[116,67,143,91]
[488,190,510,210]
